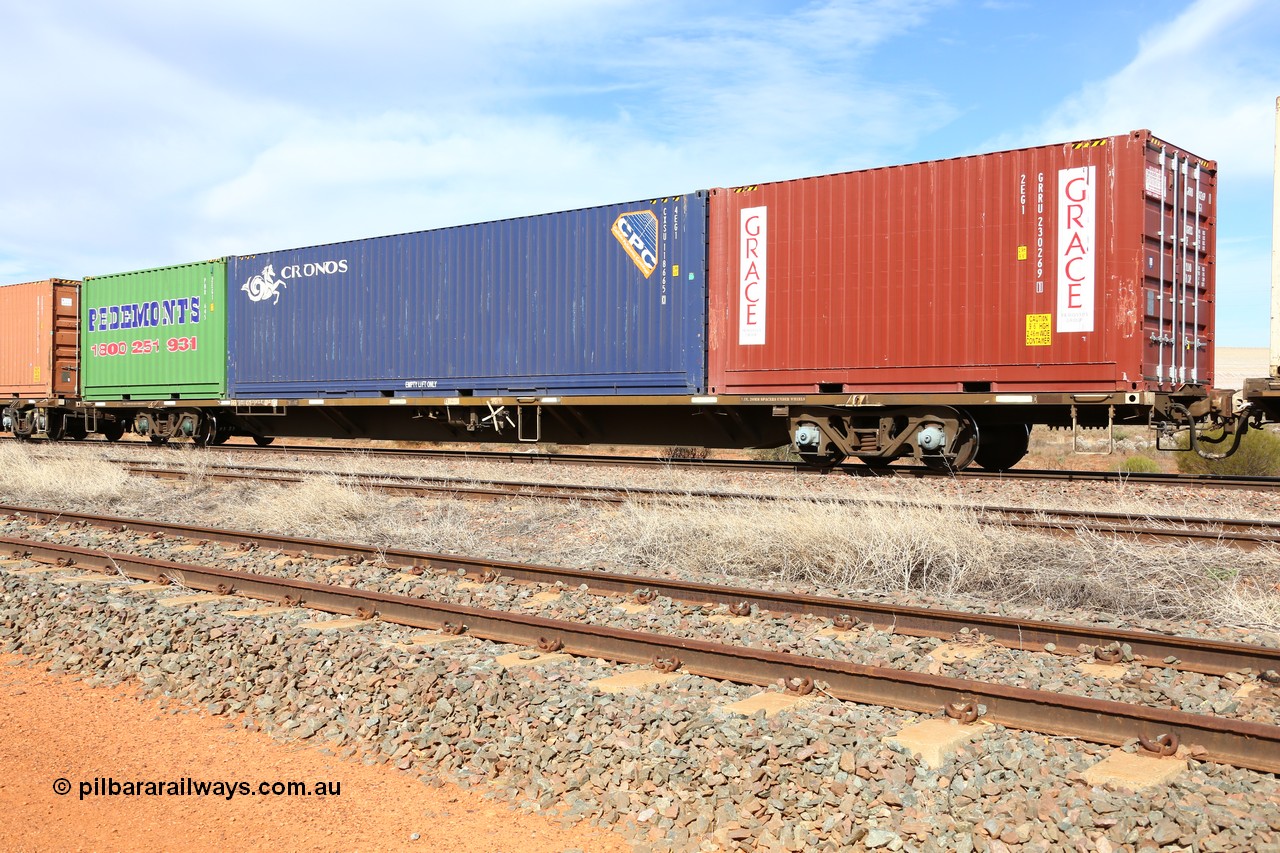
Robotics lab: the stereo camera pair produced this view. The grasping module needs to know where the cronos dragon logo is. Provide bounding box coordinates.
[241,258,350,306]
[241,264,286,305]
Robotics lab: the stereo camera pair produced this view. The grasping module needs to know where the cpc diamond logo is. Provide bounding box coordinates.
[611,210,659,279]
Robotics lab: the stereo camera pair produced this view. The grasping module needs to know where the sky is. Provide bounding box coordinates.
[1,0,1277,346]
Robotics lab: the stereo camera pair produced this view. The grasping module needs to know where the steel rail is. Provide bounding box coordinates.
[5,534,1279,773]
[121,463,1280,551]
[9,435,1280,490]
[128,459,1280,534]
[4,504,1277,677]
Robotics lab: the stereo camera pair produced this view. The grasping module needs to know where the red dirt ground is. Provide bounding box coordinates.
[0,654,629,852]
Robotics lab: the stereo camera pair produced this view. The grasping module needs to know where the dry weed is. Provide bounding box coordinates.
[0,445,130,504]
[235,477,392,540]
[4,443,1278,633]
[229,477,481,555]
[603,497,1280,630]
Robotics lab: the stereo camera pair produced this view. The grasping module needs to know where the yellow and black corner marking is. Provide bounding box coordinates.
[1072,138,1109,149]
[1147,136,1216,171]
[731,186,760,194]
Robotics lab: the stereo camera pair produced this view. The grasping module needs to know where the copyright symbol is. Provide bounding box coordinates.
[53,778,71,796]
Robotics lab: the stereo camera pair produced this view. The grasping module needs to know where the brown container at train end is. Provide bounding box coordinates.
[707,130,1217,396]
[0,279,81,400]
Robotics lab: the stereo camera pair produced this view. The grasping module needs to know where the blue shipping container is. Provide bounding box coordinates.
[227,194,707,398]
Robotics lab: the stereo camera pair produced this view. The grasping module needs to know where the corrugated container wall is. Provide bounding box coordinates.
[80,261,227,400]
[227,194,707,398]
[708,130,1216,394]
[0,279,80,399]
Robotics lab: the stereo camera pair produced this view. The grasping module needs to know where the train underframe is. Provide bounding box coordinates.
[2,385,1261,471]
[785,389,1245,471]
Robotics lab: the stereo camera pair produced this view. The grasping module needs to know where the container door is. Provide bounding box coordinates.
[52,283,79,396]
[1142,146,1215,388]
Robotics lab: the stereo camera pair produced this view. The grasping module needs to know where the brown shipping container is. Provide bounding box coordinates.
[0,279,80,399]
[708,130,1216,395]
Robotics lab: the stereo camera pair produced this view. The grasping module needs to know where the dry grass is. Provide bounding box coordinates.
[601,497,1280,629]
[0,445,130,504]
[2,442,1278,634]
[45,437,1280,521]
[230,477,486,557]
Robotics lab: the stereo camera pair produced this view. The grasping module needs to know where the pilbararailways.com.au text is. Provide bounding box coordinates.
[59,777,341,801]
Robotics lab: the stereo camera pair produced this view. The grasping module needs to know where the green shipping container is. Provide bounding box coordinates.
[81,260,227,400]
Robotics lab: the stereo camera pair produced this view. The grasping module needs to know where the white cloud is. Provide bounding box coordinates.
[196,113,667,252]
[1,1,959,275]
[984,0,1278,347]
[995,0,1278,177]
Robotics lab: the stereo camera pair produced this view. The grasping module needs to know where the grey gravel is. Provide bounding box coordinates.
[3,566,1280,852]
[6,515,1280,728]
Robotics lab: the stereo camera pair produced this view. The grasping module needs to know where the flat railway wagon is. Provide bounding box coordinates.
[209,193,714,448]
[50,195,728,450]
[204,129,1240,469]
[3,129,1268,468]
[709,129,1236,468]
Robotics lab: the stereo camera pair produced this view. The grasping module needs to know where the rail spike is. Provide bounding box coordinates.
[784,677,814,696]
[1094,645,1123,663]
[945,701,981,724]
[652,655,681,673]
[1138,732,1180,757]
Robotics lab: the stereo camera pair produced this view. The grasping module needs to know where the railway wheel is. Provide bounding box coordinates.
[64,419,88,441]
[974,424,1031,471]
[148,435,170,446]
[210,430,231,446]
[921,414,979,472]
[192,418,217,448]
[100,421,125,442]
[253,435,275,447]
[798,449,846,471]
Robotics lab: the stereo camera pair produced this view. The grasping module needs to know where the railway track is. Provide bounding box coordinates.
[6,434,1280,491]
[115,460,1280,552]
[3,505,1278,773]
[5,503,1275,677]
